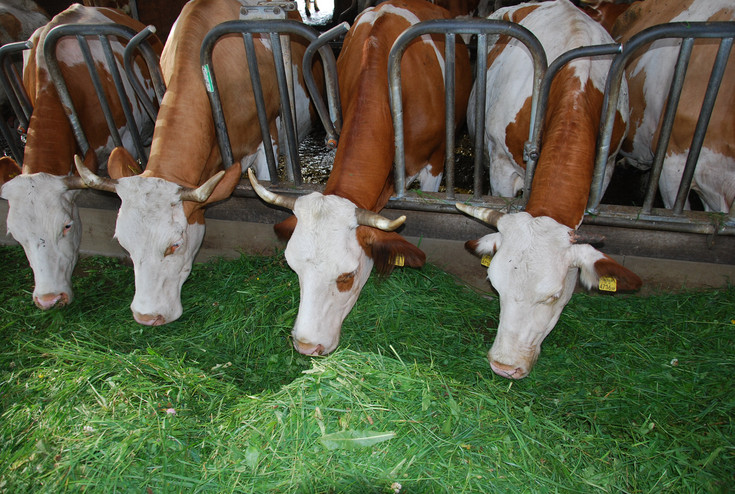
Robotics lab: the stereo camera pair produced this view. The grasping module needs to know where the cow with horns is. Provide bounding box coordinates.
[611,0,735,213]
[75,0,320,325]
[458,0,641,379]
[0,5,161,309]
[250,0,473,355]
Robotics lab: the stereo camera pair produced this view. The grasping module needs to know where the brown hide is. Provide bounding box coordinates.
[21,5,163,176]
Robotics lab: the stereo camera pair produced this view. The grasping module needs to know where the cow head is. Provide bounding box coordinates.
[0,155,89,309]
[75,150,241,325]
[249,169,425,355]
[457,203,641,379]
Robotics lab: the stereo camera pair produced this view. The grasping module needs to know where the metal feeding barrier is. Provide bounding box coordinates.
[0,40,33,163]
[42,23,163,167]
[200,2,345,186]
[388,19,735,236]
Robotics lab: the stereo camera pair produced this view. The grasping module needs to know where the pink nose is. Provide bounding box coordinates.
[34,292,70,310]
[490,360,528,380]
[133,312,166,326]
[294,340,325,356]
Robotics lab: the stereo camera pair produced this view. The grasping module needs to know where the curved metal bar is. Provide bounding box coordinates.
[302,21,348,148]
[588,21,735,213]
[43,23,145,160]
[123,24,166,122]
[200,19,321,183]
[0,40,32,163]
[388,18,546,200]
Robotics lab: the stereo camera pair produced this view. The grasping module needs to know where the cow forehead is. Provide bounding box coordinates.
[114,177,187,241]
[2,173,75,206]
[492,213,575,289]
[287,193,362,272]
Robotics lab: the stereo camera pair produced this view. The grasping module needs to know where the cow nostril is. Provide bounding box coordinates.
[490,360,527,380]
[315,344,324,355]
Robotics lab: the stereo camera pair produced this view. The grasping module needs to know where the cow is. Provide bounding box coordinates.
[458,0,641,379]
[611,0,735,212]
[75,0,321,325]
[0,5,161,310]
[250,0,473,355]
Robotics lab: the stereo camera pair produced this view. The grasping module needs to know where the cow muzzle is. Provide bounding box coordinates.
[33,292,70,310]
[293,339,326,356]
[133,311,166,326]
[489,359,529,380]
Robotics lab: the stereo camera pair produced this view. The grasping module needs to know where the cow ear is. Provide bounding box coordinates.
[356,227,426,275]
[202,162,242,206]
[107,147,141,179]
[274,215,297,241]
[570,244,642,292]
[0,156,22,185]
[465,232,502,256]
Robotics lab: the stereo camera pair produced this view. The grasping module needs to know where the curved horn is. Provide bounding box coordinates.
[74,154,117,193]
[63,174,88,190]
[570,230,606,245]
[455,203,504,228]
[179,170,225,202]
[355,208,406,231]
[247,168,297,211]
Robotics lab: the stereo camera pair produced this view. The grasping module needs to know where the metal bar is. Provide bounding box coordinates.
[0,41,32,131]
[641,37,694,214]
[444,33,456,201]
[472,33,487,201]
[123,24,166,121]
[270,31,301,184]
[301,21,348,147]
[672,36,733,213]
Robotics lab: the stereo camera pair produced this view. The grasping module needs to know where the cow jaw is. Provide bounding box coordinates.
[113,176,205,325]
[1,174,82,309]
[285,193,374,355]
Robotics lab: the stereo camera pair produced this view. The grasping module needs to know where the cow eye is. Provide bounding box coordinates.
[164,240,182,257]
[542,291,561,305]
[336,271,356,292]
[62,221,74,236]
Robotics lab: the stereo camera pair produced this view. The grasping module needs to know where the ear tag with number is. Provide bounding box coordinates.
[393,254,405,267]
[481,255,492,267]
[598,276,617,292]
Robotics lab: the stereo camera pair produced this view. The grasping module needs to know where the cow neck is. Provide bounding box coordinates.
[22,85,77,175]
[524,72,603,229]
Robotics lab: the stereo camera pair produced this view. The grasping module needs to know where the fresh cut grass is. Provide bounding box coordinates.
[0,245,733,492]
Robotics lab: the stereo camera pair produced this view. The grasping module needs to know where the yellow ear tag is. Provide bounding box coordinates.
[481,255,492,267]
[598,276,617,292]
[393,254,405,267]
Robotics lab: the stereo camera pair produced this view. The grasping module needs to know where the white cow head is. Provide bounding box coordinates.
[75,151,241,325]
[457,203,642,379]
[249,169,425,355]
[1,156,87,309]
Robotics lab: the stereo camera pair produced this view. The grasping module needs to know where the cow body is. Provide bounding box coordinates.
[612,0,735,212]
[0,5,160,309]
[77,0,318,325]
[253,0,472,355]
[459,0,640,379]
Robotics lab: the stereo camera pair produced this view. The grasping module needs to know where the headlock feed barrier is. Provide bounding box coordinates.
[0,21,163,168]
[0,40,33,163]
[200,1,346,185]
[388,18,735,236]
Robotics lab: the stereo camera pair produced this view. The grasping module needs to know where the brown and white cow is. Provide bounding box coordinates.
[612,0,735,212]
[251,0,473,355]
[0,5,161,309]
[458,0,640,379]
[76,0,320,325]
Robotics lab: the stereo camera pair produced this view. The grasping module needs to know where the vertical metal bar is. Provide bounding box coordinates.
[672,37,733,214]
[0,41,32,131]
[123,25,166,121]
[100,34,147,163]
[444,33,456,201]
[472,33,488,201]
[641,37,694,214]
[388,38,406,199]
[270,31,301,184]
[200,59,233,169]
[243,32,280,182]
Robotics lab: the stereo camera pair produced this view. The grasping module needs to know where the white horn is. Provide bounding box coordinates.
[455,202,504,227]
[355,208,406,231]
[74,154,117,193]
[179,170,225,202]
[247,168,297,210]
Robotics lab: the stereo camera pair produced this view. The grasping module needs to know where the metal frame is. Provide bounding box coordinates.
[42,22,161,166]
[200,19,343,185]
[0,41,33,163]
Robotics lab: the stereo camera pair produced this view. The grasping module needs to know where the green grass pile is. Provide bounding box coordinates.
[0,245,732,492]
